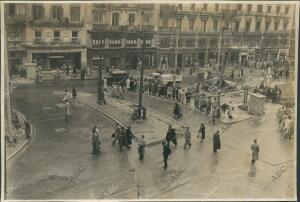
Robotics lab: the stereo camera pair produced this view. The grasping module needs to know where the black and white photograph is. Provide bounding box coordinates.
[1,0,298,201]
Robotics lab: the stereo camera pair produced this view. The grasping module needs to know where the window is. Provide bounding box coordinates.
[128,13,135,25]
[191,4,195,11]
[72,31,78,38]
[94,12,105,24]
[274,21,279,31]
[256,21,261,32]
[35,31,42,42]
[126,39,137,47]
[276,6,281,14]
[35,31,41,38]
[144,14,151,23]
[112,13,119,26]
[285,6,289,14]
[186,39,194,47]
[210,38,218,47]
[215,4,219,12]
[213,20,218,32]
[237,4,242,11]
[257,5,263,12]
[189,19,195,31]
[160,39,169,48]
[178,38,183,47]
[283,21,289,30]
[201,20,207,32]
[71,6,80,22]
[247,4,252,12]
[52,6,63,20]
[9,4,15,15]
[267,6,272,13]
[177,19,182,30]
[203,4,207,11]
[109,39,121,47]
[54,31,60,41]
[141,39,151,46]
[235,21,240,32]
[162,18,168,27]
[265,21,270,32]
[32,5,44,20]
[245,21,251,32]
[93,39,105,46]
[178,4,182,10]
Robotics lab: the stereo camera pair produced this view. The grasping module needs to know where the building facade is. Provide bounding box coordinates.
[5,3,295,71]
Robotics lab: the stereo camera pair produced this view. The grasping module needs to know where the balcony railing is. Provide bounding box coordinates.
[5,15,27,25]
[159,27,176,32]
[29,18,84,27]
[92,25,155,32]
[29,37,82,46]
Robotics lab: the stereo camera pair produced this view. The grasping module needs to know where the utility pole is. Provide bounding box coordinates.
[138,12,145,119]
[174,20,179,70]
[97,56,104,105]
[217,11,224,82]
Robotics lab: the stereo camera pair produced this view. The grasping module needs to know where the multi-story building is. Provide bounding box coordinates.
[5,3,88,71]
[156,3,294,68]
[5,3,295,72]
[86,3,158,69]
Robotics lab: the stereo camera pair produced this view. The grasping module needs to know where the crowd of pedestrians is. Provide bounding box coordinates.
[277,106,294,140]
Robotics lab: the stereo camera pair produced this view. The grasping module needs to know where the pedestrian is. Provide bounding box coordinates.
[103,78,108,91]
[119,127,129,152]
[72,86,77,99]
[227,101,233,120]
[173,102,181,119]
[165,125,177,147]
[64,100,71,121]
[24,116,31,139]
[138,135,145,161]
[112,124,120,145]
[194,92,199,110]
[213,130,221,153]
[198,123,205,143]
[251,139,259,164]
[92,126,100,154]
[183,127,192,149]
[126,77,130,93]
[126,126,133,148]
[66,64,70,76]
[162,140,171,169]
[80,68,85,80]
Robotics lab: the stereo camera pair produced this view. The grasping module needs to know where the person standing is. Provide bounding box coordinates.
[119,127,129,152]
[213,130,221,153]
[126,77,130,93]
[63,90,72,121]
[92,126,100,154]
[251,139,259,164]
[162,140,171,169]
[72,86,77,99]
[183,127,192,149]
[66,64,70,76]
[138,135,145,161]
[24,116,31,139]
[198,123,205,143]
[103,78,108,91]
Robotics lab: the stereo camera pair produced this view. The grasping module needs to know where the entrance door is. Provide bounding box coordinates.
[198,52,205,66]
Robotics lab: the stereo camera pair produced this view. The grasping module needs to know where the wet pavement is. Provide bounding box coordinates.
[6,80,296,200]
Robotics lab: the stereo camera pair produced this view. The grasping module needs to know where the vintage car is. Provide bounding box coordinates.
[105,69,129,86]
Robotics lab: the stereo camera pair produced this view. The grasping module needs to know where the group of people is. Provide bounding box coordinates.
[277,106,294,140]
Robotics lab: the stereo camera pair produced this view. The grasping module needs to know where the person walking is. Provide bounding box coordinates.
[112,124,121,145]
[173,102,181,119]
[119,127,129,152]
[213,130,221,153]
[183,127,192,149]
[24,116,31,139]
[125,126,133,148]
[72,86,77,99]
[103,78,108,92]
[166,125,177,147]
[251,139,259,164]
[92,126,100,154]
[162,140,171,169]
[138,135,145,161]
[198,123,205,143]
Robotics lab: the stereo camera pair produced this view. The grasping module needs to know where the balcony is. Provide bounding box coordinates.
[92,25,155,32]
[5,15,27,25]
[28,18,84,27]
[159,27,176,32]
[7,40,26,50]
[28,37,83,47]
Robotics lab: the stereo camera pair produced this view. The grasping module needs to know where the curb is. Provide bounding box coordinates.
[127,92,254,125]
[7,110,33,162]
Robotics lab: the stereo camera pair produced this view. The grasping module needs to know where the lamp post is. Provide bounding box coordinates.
[97,56,104,105]
[137,12,146,119]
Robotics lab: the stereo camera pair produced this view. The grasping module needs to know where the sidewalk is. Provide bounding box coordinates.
[6,110,32,161]
[75,94,185,146]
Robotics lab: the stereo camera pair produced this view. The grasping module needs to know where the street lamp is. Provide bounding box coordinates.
[137,12,146,119]
[97,56,104,105]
